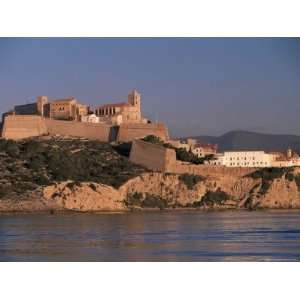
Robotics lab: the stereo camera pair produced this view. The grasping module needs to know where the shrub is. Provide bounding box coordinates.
[141,194,168,209]
[192,189,230,207]
[285,172,294,182]
[247,167,292,181]
[295,175,300,191]
[125,192,143,207]
[247,167,294,196]
[142,135,164,145]
[179,173,205,189]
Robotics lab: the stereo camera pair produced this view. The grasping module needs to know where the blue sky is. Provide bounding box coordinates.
[0,38,300,137]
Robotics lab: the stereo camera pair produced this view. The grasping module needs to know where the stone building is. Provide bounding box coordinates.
[167,138,218,158]
[11,96,88,121]
[192,143,218,158]
[49,97,89,121]
[94,90,148,125]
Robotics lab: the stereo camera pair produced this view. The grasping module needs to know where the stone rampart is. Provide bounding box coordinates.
[166,161,255,178]
[129,139,257,177]
[117,122,169,142]
[1,115,48,140]
[44,119,112,141]
[130,139,176,172]
[1,115,169,143]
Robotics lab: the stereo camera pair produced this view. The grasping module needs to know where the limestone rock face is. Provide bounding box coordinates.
[43,182,126,211]
[2,167,300,212]
[252,180,300,209]
[119,173,207,206]
[119,169,300,209]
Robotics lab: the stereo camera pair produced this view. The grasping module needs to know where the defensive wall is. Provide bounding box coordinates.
[130,139,256,177]
[1,115,48,140]
[129,139,176,171]
[1,115,169,143]
[44,119,113,142]
[117,122,169,142]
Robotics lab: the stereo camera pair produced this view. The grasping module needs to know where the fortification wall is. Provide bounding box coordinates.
[1,115,47,140]
[44,119,112,141]
[1,115,169,143]
[117,122,169,142]
[129,139,256,177]
[130,139,176,172]
[166,161,255,178]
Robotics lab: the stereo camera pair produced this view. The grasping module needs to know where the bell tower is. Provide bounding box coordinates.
[128,89,141,120]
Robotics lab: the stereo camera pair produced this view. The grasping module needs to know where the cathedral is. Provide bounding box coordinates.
[94,90,149,125]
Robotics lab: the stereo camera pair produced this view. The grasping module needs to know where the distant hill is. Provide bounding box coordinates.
[186,131,300,153]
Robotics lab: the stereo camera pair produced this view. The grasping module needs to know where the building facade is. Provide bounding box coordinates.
[167,138,218,158]
[94,90,148,125]
[192,143,218,158]
[207,149,300,168]
[49,97,89,121]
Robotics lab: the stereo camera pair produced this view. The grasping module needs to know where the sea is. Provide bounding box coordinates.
[1,210,300,261]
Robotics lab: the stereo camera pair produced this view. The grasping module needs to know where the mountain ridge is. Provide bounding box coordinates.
[184,130,300,153]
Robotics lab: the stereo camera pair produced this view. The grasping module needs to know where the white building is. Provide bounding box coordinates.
[207,148,300,168]
[81,114,101,123]
[208,151,274,167]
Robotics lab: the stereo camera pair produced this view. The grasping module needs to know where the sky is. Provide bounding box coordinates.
[0,37,300,137]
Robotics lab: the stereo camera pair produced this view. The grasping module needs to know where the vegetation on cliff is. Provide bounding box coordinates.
[188,189,230,208]
[246,167,296,195]
[0,137,146,199]
[178,173,206,189]
[125,192,168,209]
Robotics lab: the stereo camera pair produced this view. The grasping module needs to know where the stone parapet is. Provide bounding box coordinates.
[117,122,169,142]
[1,115,47,140]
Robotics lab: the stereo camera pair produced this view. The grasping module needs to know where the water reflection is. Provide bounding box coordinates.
[1,210,300,261]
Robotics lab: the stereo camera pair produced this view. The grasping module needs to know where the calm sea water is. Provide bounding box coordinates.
[1,210,300,261]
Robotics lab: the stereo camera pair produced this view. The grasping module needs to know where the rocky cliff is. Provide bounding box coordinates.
[1,167,300,212]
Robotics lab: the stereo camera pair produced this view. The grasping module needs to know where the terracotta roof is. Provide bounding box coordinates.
[53,97,76,103]
[96,102,129,109]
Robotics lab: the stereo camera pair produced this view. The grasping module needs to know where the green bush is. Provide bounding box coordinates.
[192,189,230,207]
[141,194,168,209]
[295,175,300,191]
[285,172,294,182]
[247,167,292,181]
[125,192,168,209]
[247,167,295,196]
[125,192,143,207]
[0,137,147,199]
[179,173,205,189]
[142,135,164,145]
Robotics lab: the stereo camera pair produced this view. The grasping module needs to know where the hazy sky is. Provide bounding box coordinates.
[0,38,300,137]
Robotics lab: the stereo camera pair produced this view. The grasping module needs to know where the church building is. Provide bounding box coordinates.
[94,90,149,125]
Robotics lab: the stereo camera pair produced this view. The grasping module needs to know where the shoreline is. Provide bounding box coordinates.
[2,206,300,215]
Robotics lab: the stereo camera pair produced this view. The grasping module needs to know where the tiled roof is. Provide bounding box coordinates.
[53,97,76,103]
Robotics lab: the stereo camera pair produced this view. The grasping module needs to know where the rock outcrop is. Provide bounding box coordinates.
[1,167,300,212]
[43,182,126,211]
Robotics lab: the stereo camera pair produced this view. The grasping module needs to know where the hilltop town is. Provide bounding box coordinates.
[1,90,300,170]
[1,91,300,212]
